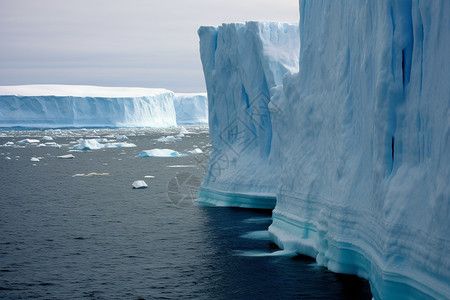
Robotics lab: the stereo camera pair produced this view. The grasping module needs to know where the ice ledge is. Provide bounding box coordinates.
[269,209,449,300]
[197,187,276,209]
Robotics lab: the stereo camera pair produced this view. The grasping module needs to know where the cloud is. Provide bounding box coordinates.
[0,0,298,91]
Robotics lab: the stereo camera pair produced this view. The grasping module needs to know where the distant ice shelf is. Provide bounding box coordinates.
[0,85,208,128]
[173,93,208,125]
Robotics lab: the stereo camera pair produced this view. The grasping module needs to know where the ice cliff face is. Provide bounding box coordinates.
[197,22,299,208]
[198,1,449,299]
[173,93,208,125]
[0,85,207,128]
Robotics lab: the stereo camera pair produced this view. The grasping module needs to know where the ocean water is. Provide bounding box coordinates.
[0,126,371,299]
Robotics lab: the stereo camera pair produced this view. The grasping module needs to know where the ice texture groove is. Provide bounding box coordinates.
[197,1,449,299]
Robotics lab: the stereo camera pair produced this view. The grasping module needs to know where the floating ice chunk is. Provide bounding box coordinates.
[17,139,40,145]
[116,135,128,140]
[38,142,61,148]
[4,142,14,146]
[155,135,182,142]
[72,173,109,177]
[132,180,148,189]
[30,157,40,162]
[73,139,103,150]
[103,142,136,148]
[144,175,155,178]
[42,136,53,141]
[137,149,180,157]
[96,138,109,143]
[188,148,203,154]
[58,154,75,159]
[5,156,11,160]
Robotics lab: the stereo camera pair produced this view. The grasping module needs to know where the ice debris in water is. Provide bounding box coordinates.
[72,173,109,177]
[17,139,40,145]
[73,139,136,150]
[38,142,61,148]
[42,136,53,141]
[155,135,182,142]
[57,154,75,159]
[132,180,148,189]
[30,157,40,162]
[188,148,203,154]
[137,149,180,157]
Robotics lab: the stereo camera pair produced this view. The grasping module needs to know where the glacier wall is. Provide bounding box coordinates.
[197,22,299,208]
[0,85,177,128]
[198,1,449,299]
[173,93,208,125]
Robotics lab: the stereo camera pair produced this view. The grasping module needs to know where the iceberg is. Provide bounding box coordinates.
[132,180,148,189]
[72,138,136,150]
[57,154,75,159]
[17,139,40,144]
[197,2,449,299]
[72,139,103,150]
[0,84,176,128]
[197,21,299,208]
[173,93,208,125]
[137,149,180,157]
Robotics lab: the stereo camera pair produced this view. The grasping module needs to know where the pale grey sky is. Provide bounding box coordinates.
[0,0,299,92]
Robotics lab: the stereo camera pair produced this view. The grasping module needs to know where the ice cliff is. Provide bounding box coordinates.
[0,85,208,128]
[173,93,208,125]
[197,22,299,208]
[198,1,449,299]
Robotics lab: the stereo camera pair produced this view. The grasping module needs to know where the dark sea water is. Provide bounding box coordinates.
[0,126,372,299]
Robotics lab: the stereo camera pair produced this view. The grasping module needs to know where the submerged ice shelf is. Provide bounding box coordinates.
[0,85,208,128]
[197,1,450,299]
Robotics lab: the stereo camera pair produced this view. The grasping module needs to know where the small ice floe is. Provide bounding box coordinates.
[30,157,40,162]
[73,139,103,150]
[42,136,53,141]
[116,135,128,141]
[166,165,198,168]
[103,142,136,148]
[2,142,14,147]
[5,156,11,160]
[179,126,190,134]
[38,142,61,148]
[72,173,109,177]
[96,138,109,143]
[73,139,136,150]
[137,149,180,157]
[132,180,148,189]
[17,139,40,145]
[155,135,182,142]
[58,154,75,159]
[188,148,203,154]
[144,175,155,178]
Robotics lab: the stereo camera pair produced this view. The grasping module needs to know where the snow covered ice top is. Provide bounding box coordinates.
[0,84,170,98]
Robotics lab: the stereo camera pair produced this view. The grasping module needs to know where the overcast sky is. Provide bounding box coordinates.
[0,0,299,92]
